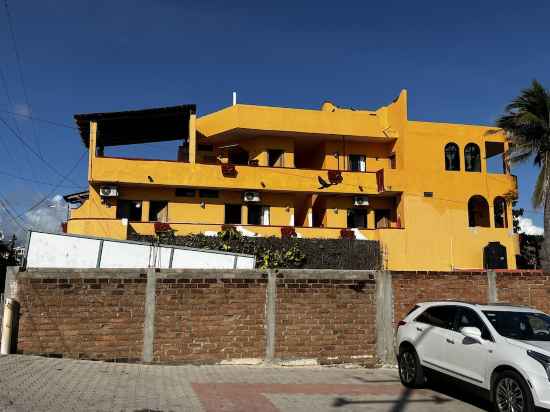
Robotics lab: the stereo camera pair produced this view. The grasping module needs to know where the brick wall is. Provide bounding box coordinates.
[392,271,489,325]
[12,268,550,365]
[154,275,267,363]
[17,271,146,361]
[275,275,376,365]
[496,271,550,314]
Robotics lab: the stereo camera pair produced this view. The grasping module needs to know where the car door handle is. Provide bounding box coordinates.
[446,338,455,344]
[416,327,423,332]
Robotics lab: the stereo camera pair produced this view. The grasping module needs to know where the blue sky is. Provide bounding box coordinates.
[0,0,549,238]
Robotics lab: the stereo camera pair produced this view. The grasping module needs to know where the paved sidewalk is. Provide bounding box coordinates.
[0,355,489,411]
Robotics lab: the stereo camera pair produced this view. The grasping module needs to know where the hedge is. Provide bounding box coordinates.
[129,231,382,270]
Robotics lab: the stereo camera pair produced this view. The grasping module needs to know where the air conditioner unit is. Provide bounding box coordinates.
[243,191,260,202]
[99,186,119,197]
[353,196,369,207]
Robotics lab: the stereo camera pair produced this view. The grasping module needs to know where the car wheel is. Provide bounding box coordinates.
[493,370,535,412]
[398,346,425,388]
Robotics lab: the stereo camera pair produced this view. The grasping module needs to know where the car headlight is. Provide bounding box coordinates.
[527,350,550,381]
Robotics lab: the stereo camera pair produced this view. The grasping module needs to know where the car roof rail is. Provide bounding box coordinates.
[420,300,480,306]
[483,302,532,309]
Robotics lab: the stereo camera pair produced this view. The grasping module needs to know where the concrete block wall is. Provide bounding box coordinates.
[8,268,550,365]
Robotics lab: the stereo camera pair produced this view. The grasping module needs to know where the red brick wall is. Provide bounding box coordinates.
[392,271,489,325]
[496,271,550,313]
[275,276,377,365]
[17,274,146,361]
[15,269,550,365]
[154,276,267,363]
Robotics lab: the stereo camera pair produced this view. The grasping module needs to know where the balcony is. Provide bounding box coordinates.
[91,156,403,195]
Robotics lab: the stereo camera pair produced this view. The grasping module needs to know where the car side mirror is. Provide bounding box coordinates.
[460,326,483,342]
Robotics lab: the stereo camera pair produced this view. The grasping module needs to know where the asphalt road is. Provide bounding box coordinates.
[0,355,490,411]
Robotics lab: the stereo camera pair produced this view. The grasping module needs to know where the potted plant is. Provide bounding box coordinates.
[340,228,355,239]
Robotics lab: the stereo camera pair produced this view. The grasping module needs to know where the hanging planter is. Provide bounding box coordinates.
[340,228,355,240]
[281,226,297,238]
[328,170,343,184]
[154,222,172,233]
[221,163,237,177]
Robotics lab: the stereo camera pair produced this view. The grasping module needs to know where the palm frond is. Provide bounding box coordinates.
[532,163,548,208]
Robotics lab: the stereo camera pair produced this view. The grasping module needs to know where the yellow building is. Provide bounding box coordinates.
[66,90,519,270]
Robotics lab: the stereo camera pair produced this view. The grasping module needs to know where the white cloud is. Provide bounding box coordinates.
[518,216,544,236]
[23,195,67,234]
[14,103,31,118]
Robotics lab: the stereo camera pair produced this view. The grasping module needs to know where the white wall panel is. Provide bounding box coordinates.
[172,249,236,269]
[26,232,100,268]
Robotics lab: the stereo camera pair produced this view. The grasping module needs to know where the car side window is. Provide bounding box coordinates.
[415,305,457,330]
[456,308,493,341]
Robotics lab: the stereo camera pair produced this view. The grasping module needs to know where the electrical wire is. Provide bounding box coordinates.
[0,117,83,187]
[16,150,86,219]
[0,169,85,189]
[0,109,77,130]
[3,0,42,157]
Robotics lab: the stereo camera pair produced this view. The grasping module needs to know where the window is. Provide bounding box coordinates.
[228,148,249,165]
[199,189,219,198]
[456,308,492,341]
[375,209,391,229]
[116,200,142,221]
[149,201,168,222]
[348,155,366,172]
[389,153,396,169]
[485,141,507,174]
[224,204,242,224]
[347,208,367,228]
[468,195,490,227]
[197,144,214,152]
[464,143,481,172]
[415,305,457,330]
[494,197,508,228]
[483,311,550,341]
[268,150,284,167]
[175,188,196,197]
[444,143,460,171]
[248,205,270,225]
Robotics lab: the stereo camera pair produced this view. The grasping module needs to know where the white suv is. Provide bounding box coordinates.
[396,301,550,412]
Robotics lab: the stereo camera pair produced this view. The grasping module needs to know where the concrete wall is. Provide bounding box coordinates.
[12,268,550,366]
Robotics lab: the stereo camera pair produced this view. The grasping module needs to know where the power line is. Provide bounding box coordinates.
[16,150,86,219]
[0,169,85,189]
[0,117,83,187]
[3,0,42,157]
[0,65,42,188]
[0,194,28,231]
[0,109,77,130]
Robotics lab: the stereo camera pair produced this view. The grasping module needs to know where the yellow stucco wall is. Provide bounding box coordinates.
[67,90,519,271]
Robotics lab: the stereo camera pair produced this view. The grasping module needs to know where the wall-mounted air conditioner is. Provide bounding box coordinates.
[99,186,119,197]
[243,191,260,202]
[353,196,369,207]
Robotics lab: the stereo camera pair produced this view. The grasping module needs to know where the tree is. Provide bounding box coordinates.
[496,80,550,269]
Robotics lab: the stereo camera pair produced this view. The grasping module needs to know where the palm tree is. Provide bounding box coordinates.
[496,80,550,269]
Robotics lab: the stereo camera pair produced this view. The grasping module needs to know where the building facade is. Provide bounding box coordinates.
[66,90,519,270]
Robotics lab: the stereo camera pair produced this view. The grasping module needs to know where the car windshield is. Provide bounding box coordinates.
[483,310,550,341]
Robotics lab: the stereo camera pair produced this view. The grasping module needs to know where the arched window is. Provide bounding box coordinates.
[464,143,481,172]
[493,197,508,228]
[468,195,490,227]
[444,143,460,171]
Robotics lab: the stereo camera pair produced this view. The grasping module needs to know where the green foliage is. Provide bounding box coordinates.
[258,244,306,270]
[495,79,550,209]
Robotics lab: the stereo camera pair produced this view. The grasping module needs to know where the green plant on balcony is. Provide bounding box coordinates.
[259,243,305,269]
[154,222,175,242]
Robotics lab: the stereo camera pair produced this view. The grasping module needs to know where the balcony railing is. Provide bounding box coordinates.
[91,156,401,195]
